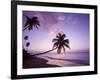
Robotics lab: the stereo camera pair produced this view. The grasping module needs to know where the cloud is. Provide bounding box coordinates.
[41,12,59,31]
[58,15,66,21]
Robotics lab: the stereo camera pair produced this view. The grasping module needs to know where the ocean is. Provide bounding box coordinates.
[36,52,90,67]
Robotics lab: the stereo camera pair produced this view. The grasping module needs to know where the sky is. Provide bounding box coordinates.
[22,11,90,53]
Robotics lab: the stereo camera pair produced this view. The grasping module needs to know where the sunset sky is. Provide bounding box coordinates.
[22,11,90,53]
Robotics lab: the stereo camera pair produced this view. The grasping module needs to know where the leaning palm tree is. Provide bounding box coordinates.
[33,33,70,56]
[23,15,40,31]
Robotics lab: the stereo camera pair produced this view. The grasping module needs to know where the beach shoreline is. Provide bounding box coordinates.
[23,52,60,69]
[23,50,89,69]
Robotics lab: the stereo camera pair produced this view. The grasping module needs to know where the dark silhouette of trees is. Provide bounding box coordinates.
[33,33,70,56]
[52,33,70,54]
[23,15,40,31]
[22,15,70,56]
[23,15,40,52]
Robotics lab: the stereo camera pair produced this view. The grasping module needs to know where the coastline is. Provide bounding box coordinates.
[23,52,60,69]
[23,50,89,68]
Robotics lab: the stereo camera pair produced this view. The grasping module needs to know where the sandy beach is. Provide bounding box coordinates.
[23,52,60,69]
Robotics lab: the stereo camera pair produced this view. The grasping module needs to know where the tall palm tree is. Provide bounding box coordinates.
[33,33,70,56]
[23,15,40,31]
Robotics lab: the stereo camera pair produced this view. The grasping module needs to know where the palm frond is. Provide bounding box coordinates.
[32,16,38,19]
[58,33,62,37]
[35,25,38,29]
[28,25,33,30]
[52,38,58,42]
[64,43,70,49]
[64,39,69,44]
[23,16,40,31]
[24,15,31,27]
[62,34,66,38]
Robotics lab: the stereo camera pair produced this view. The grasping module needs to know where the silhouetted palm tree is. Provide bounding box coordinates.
[23,15,40,51]
[33,33,70,56]
[52,33,70,54]
[23,15,40,31]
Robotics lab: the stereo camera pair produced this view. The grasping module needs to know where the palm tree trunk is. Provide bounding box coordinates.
[32,48,57,56]
[23,26,28,31]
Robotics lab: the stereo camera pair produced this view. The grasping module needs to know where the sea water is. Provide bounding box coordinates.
[37,52,89,67]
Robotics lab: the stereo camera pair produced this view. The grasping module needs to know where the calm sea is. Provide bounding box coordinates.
[36,52,90,67]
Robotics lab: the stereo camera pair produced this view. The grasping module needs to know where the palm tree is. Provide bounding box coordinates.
[33,33,70,56]
[23,15,40,31]
[23,15,40,51]
[52,33,70,54]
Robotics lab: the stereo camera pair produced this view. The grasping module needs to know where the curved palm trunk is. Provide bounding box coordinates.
[32,48,57,56]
